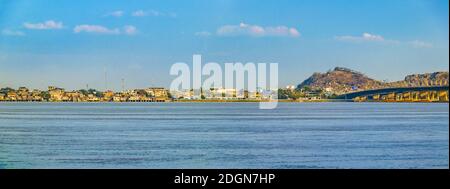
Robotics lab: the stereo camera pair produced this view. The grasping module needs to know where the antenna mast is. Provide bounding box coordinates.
[121,78,125,92]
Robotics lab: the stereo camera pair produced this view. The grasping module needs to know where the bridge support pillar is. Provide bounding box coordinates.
[339,86,448,102]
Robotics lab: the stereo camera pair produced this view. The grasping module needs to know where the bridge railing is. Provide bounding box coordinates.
[334,85,449,102]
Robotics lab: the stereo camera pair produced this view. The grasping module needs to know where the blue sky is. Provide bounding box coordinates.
[0,0,448,91]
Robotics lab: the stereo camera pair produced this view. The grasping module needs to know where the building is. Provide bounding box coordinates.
[103,90,115,101]
[65,91,84,102]
[208,88,237,100]
[112,93,128,102]
[171,89,194,100]
[286,85,296,91]
[86,94,100,102]
[30,89,43,101]
[0,86,174,102]
[145,87,169,101]
[7,91,18,101]
[48,86,65,101]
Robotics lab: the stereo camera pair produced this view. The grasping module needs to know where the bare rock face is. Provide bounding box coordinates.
[298,67,449,95]
[297,67,384,94]
[390,72,449,87]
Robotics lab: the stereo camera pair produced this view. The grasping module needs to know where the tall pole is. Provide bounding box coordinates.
[104,67,107,91]
[121,78,125,92]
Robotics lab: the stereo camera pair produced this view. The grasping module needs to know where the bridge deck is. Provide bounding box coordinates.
[336,86,449,99]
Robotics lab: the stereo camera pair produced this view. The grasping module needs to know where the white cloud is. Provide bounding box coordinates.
[335,33,431,48]
[23,20,64,30]
[105,10,124,17]
[123,25,137,35]
[216,22,300,37]
[195,31,212,37]
[409,40,433,48]
[2,29,25,36]
[74,25,120,34]
[131,9,176,18]
[73,25,138,35]
[362,33,384,41]
[132,10,148,17]
[148,10,162,16]
[335,32,385,42]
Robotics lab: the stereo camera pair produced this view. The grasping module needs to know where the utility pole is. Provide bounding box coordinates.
[104,67,107,91]
[121,78,125,92]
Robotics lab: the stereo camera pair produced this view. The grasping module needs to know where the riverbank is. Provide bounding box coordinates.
[1,99,448,103]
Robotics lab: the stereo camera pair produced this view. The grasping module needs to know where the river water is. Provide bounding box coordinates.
[0,102,448,168]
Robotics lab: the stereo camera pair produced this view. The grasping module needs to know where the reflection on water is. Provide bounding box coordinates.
[0,102,448,168]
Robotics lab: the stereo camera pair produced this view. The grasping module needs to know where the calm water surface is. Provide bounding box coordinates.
[0,102,448,168]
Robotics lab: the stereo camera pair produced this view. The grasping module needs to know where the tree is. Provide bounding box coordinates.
[41,91,50,100]
[200,87,206,99]
[302,86,311,92]
[136,89,147,97]
[0,87,15,94]
[79,89,88,95]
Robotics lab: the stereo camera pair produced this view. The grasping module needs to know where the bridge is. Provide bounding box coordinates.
[336,86,449,102]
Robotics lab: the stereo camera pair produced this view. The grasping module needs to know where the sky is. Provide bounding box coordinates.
[0,0,448,91]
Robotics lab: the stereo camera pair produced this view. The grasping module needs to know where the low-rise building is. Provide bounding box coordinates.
[145,88,169,102]
[7,91,18,101]
[103,90,115,101]
[48,86,65,102]
[208,88,237,100]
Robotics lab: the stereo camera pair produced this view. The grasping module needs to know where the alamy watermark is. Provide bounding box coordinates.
[170,54,278,109]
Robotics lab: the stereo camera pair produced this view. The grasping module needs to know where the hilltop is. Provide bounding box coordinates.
[297,67,449,95]
[297,67,385,94]
[387,72,449,88]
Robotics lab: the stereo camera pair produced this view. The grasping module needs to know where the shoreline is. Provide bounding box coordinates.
[0,100,448,103]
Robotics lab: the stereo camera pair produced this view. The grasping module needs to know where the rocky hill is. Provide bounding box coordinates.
[297,67,449,95]
[297,67,385,94]
[387,72,449,88]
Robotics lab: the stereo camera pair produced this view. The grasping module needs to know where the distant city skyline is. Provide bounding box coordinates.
[0,0,449,91]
